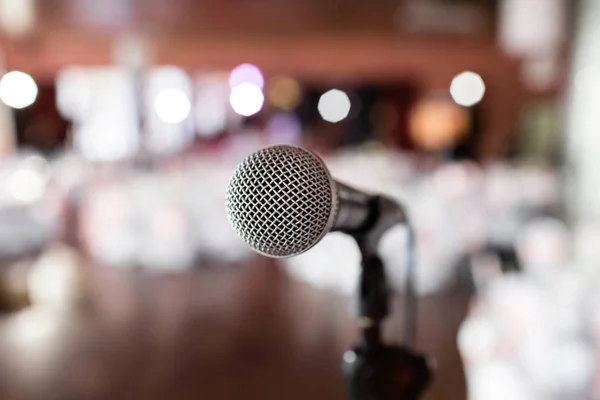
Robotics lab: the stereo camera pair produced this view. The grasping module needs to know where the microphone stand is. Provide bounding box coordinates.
[342,196,433,400]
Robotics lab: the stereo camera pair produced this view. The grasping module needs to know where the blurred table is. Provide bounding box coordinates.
[0,258,468,400]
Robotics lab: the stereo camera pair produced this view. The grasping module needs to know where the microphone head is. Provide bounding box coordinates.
[225,145,339,258]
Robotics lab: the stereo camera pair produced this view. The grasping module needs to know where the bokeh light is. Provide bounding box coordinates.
[28,245,80,309]
[229,83,264,117]
[468,361,532,400]
[410,97,470,150]
[0,71,38,109]
[6,155,49,204]
[154,88,191,124]
[458,316,497,363]
[229,63,264,89]
[266,112,302,144]
[7,169,46,203]
[450,71,486,107]
[0,0,35,37]
[8,307,59,344]
[195,75,230,137]
[318,89,351,123]
[268,76,302,110]
[60,67,139,162]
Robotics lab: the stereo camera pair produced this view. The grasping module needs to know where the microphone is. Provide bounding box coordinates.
[225,144,432,400]
[225,144,405,258]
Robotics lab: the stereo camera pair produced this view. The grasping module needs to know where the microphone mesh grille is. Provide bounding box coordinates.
[225,145,337,258]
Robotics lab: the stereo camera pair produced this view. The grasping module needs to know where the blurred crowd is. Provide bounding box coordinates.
[0,140,564,284]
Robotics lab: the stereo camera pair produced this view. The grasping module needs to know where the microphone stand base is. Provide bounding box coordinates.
[343,344,433,400]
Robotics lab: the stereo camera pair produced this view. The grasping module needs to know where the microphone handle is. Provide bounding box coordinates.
[333,182,374,232]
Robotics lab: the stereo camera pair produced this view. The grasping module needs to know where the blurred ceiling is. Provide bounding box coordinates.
[0,0,509,84]
[31,0,496,37]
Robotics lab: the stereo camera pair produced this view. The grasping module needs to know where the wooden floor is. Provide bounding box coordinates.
[0,258,469,400]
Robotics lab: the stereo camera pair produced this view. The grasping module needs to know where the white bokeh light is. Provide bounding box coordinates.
[7,168,46,203]
[469,361,533,400]
[285,232,360,294]
[457,316,497,362]
[229,83,264,117]
[8,308,59,344]
[450,71,486,107]
[195,77,230,137]
[318,89,351,123]
[229,63,264,89]
[154,88,191,124]
[0,71,38,109]
[6,155,49,204]
[0,0,35,37]
[66,68,139,162]
[28,246,79,309]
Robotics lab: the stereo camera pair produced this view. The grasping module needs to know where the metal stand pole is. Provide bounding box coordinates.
[341,197,433,400]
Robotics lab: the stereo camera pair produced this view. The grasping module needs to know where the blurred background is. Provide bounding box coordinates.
[0,0,597,399]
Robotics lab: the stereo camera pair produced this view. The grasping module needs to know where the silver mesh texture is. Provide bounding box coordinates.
[225,145,338,258]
